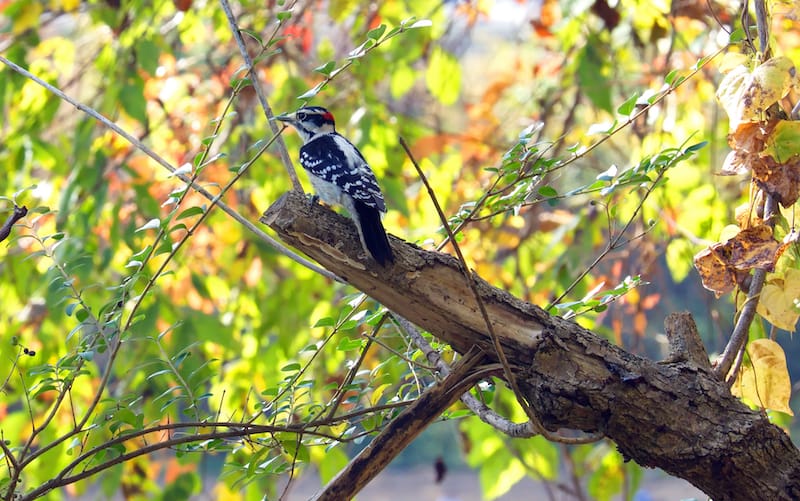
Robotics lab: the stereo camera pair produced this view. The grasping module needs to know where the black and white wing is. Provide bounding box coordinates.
[299,133,387,213]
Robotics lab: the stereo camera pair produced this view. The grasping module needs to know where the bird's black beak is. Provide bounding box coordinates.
[272,112,296,124]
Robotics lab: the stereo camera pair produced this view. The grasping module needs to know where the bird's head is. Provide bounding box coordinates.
[274,106,336,142]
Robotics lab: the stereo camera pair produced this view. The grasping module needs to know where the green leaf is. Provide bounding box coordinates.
[314,60,336,76]
[75,308,89,322]
[367,24,386,40]
[318,446,348,483]
[171,163,193,177]
[538,185,558,198]
[596,165,617,181]
[577,41,612,114]
[390,62,416,98]
[336,336,363,351]
[155,241,173,256]
[729,28,746,43]
[684,141,707,154]
[160,472,200,500]
[587,447,625,501]
[298,82,324,100]
[425,47,461,106]
[763,121,800,162]
[120,81,147,123]
[239,28,264,45]
[407,19,432,29]
[480,449,525,499]
[136,39,160,76]
[314,316,335,328]
[664,69,681,86]
[147,369,173,380]
[587,121,617,135]
[176,206,205,220]
[616,92,639,116]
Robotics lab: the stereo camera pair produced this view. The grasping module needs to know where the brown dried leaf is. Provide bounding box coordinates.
[727,225,779,271]
[720,122,768,175]
[751,154,800,206]
[693,225,779,295]
[716,65,751,128]
[720,149,752,175]
[693,245,739,296]
[734,201,759,228]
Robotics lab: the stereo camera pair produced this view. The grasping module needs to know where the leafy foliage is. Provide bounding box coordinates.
[0,0,799,500]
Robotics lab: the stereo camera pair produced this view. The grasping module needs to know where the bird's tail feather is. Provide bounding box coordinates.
[353,201,394,266]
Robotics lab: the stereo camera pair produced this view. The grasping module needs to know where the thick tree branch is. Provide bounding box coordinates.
[312,350,486,500]
[261,191,800,500]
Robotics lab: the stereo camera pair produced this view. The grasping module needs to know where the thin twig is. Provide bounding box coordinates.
[548,163,670,310]
[0,431,19,471]
[324,315,385,421]
[394,316,535,438]
[0,55,340,282]
[362,330,437,371]
[715,0,775,382]
[440,45,727,252]
[219,0,301,191]
[401,138,603,445]
[717,207,775,381]
[401,138,556,439]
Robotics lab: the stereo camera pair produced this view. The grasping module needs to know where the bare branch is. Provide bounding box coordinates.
[218,0,301,191]
[0,205,26,243]
[715,2,776,381]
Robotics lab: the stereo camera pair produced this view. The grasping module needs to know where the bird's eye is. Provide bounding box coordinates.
[296,112,307,121]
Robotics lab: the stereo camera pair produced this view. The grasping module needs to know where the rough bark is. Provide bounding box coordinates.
[262,191,800,501]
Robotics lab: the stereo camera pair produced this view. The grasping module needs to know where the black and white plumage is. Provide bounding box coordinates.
[276,106,394,266]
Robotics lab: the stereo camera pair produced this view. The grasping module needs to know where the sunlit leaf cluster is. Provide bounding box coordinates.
[1,0,799,499]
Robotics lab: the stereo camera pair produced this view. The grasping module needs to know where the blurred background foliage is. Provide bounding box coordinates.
[1,0,799,499]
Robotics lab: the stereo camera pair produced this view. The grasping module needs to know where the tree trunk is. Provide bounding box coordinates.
[262,191,800,500]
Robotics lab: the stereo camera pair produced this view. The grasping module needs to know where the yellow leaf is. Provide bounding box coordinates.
[51,0,80,11]
[718,52,749,73]
[742,57,798,117]
[426,47,462,106]
[731,339,794,415]
[757,269,800,331]
[716,65,749,128]
[716,57,799,128]
[390,62,416,99]
[12,2,43,35]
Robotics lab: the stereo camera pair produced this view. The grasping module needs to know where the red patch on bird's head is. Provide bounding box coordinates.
[323,111,335,124]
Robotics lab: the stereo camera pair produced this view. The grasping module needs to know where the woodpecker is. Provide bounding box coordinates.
[275,106,394,266]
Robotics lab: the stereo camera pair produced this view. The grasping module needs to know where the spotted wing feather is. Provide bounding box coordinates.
[299,133,387,213]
